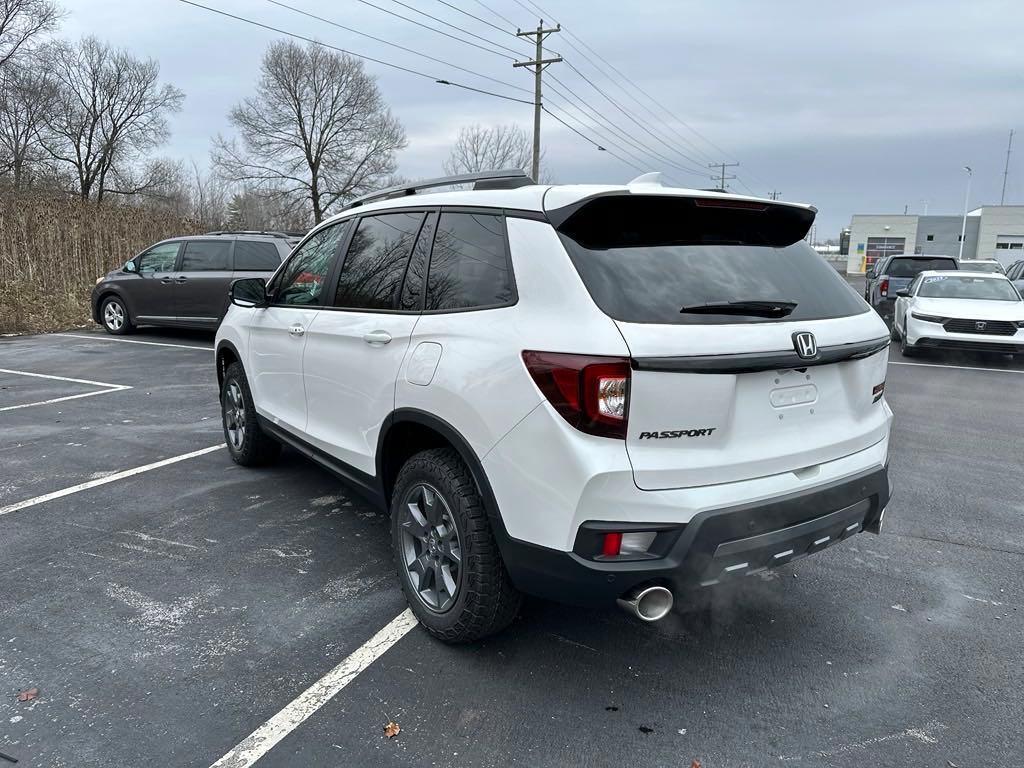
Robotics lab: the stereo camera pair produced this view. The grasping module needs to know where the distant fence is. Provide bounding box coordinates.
[0,191,201,333]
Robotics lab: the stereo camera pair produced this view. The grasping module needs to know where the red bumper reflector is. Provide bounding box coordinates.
[602,532,623,557]
[872,382,885,403]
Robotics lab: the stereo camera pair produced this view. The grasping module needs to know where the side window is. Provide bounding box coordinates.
[273,222,349,306]
[333,212,426,310]
[425,212,514,311]
[400,212,436,312]
[137,243,179,273]
[234,240,283,271]
[180,240,232,271]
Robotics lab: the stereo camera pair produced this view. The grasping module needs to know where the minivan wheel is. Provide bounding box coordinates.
[391,448,522,643]
[101,296,133,335]
[221,362,281,466]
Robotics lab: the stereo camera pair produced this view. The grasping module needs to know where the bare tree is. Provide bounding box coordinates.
[212,40,406,224]
[443,123,547,180]
[0,0,62,69]
[38,36,184,203]
[0,65,54,184]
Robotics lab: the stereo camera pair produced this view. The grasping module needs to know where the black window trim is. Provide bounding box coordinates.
[420,206,519,315]
[323,207,434,315]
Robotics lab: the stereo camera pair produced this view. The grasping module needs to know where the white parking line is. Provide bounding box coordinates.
[0,444,223,517]
[0,368,132,412]
[889,360,1024,374]
[209,609,419,768]
[50,333,213,351]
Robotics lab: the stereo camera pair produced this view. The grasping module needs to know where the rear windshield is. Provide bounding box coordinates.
[918,275,1020,301]
[888,257,956,277]
[961,261,1003,273]
[556,196,867,325]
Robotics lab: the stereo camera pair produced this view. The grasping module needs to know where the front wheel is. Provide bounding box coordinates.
[391,448,522,643]
[899,330,917,357]
[221,362,281,466]
[100,296,133,335]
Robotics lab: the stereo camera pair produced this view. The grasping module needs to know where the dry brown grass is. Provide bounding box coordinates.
[0,191,202,334]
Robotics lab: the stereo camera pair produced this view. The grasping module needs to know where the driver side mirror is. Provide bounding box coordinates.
[895,288,910,298]
[124,260,137,273]
[230,277,268,308]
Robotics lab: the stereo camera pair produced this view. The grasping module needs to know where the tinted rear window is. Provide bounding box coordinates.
[425,213,514,311]
[181,240,231,271]
[887,257,956,277]
[234,241,282,270]
[557,197,866,325]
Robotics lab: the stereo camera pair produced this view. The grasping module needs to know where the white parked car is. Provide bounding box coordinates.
[215,170,893,642]
[958,259,1004,274]
[892,271,1024,357]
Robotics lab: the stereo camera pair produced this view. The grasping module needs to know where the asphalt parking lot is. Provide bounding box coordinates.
[2,318,1023,767]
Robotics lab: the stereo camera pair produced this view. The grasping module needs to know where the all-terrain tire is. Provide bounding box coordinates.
[391,448,522,643]
[221,362,281,466]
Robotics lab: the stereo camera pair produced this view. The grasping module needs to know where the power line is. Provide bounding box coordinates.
[432,0,531,43]
[177,1,533,105]
[370,0,525,58]
[469,0,518,30]
[545,76,705,180]
[541,105,650,177]
[266,0,531,94]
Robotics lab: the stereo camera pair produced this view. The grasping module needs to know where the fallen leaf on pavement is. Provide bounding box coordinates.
[17,688,38,702]
[691,761,702,768]
[383,721,400,739]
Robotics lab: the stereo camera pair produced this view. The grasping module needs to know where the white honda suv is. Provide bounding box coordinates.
[215,170,894,642]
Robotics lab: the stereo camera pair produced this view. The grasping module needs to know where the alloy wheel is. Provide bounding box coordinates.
[400,483,462,613]
[224,380,246,450]
[103,301,125,331]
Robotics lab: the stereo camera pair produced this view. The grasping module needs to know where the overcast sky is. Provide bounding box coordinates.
[59,0,1024,236]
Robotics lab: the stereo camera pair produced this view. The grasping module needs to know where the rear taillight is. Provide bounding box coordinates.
[521,351,631,439]
[879,278,889,297]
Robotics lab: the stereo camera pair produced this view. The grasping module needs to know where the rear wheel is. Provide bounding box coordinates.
[221,362,281,466]
[391,448,522,643]
[100,296,133,335]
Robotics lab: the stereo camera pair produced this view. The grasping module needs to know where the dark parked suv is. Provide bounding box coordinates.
[91,232,298,334]
[865,253,958,325]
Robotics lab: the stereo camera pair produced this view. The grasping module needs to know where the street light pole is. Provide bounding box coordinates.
[958,166,972,261]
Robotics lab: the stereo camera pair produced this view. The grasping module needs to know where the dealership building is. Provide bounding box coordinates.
[845,205,1024,274]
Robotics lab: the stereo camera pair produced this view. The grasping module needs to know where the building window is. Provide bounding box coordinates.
[958,235,963,242]
[926,234,934,241]
[996,242,1009,249]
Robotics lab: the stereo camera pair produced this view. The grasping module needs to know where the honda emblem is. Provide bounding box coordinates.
[792,331,818,360]
[975,321,987,331]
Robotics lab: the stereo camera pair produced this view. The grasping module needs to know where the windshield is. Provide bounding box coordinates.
[961,261,1003,273]
[917,275,1020,301]
[887,257,956,277]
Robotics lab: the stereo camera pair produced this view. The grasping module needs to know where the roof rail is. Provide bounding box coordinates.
[202,230,305,239]
[343,169,533,211]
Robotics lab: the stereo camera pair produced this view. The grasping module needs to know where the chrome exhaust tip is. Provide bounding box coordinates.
[616,585,674,622]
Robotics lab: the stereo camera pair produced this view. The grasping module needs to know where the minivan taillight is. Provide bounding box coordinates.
[521,351,630,439]
[879,278,889,297]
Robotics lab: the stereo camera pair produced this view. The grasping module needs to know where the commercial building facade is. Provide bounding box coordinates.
[846,206,1024,274]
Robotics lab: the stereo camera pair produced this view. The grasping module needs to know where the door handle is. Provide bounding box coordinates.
[363,330,392,345]
[160,278,174,284]
[289,324,305,337]
[175,276,187,283]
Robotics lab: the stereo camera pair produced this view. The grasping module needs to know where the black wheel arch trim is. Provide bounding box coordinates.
[215,339,243,390]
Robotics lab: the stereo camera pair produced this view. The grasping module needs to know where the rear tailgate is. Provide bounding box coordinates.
[551,191,891,491]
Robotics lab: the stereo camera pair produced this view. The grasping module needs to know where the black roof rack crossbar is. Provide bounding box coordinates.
[343,169,532,211]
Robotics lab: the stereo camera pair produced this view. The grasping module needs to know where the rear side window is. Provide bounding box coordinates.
[181,240,231,271]
[887,257,956,277]
[334,212,426,310]
[556,195,866,325]
[425,212,514,311]
[234,241,282,271]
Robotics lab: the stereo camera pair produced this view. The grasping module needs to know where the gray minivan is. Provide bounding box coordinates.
[91,232,298,334]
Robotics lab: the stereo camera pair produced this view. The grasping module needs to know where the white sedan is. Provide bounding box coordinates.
[892,270,1024,357]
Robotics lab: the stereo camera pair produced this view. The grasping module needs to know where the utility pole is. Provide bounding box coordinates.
[959,165,972,261]
[708,161,739,192]
[1001,129,1014,205]
[514,20,561,182]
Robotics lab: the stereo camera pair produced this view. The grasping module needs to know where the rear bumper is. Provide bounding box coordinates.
[497,465,890,606]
